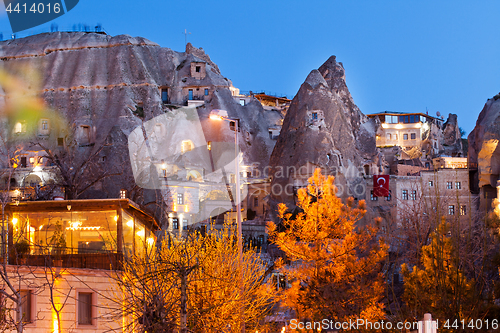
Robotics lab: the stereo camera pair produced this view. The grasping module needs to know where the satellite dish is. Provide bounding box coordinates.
[436,111,441,117]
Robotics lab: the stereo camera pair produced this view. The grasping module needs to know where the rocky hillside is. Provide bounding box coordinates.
[269,56,379,204]
[468,95,500,192]
[0,32,282,203]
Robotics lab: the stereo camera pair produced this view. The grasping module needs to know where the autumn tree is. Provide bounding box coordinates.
[268,168,388,323]
[114,226,275,333]
[401,219,478,326]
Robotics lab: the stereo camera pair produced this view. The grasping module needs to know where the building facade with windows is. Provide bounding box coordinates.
[368,111,444,153]
[0,198,158,332]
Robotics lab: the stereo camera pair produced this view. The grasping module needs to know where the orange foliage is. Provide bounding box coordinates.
[268,169,388,325]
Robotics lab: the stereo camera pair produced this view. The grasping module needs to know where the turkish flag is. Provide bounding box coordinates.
[373,175,390,197]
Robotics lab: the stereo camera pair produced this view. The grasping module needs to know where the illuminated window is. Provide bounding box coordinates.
[181,140,194,154]
[177,193,184,205]
[460,205,466,215]
[120,190,126,199]
[13,121,26,134]
[77,292,93,325]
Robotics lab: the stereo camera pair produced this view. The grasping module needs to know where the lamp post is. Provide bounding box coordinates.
[209,110,244,332]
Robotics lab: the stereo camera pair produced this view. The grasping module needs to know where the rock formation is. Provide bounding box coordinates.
[269,56,378,205]
[468,94,500,207]
[442,113,464,156]
[0,32,282,212]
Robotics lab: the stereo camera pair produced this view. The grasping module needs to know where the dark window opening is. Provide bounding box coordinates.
[57,138,64,146]
[172,218,179,230]
[195,66,201,73]
[78,292,93,325]
[385,190,392,201]
[161,88,168,103]
[410,133,416,140]
[19,290,32,323]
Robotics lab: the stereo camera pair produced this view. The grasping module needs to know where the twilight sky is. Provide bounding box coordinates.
[1,0,499,135]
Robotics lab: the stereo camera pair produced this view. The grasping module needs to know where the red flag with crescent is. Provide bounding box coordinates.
[373,175,389,197]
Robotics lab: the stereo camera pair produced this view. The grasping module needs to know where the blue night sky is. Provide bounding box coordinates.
[1,0,499,135]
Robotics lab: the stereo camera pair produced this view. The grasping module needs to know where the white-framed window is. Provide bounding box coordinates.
[394,134,398,140]
[77,292,94,326]
[172,218,179,230]
[402,190,408,200]
[312,112,318,120]
[38,118,50,135]
[455,182,461,189]
[13,121,27,134]
[446,181,453,189]
[387,133,391,140]
[448,205,455,215]
[177,193,184,205]
[18,290,34,323]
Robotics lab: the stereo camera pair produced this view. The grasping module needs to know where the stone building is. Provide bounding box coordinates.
[1,198,158,332]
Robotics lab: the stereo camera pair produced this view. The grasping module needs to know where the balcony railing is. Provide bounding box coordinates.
[10,246,123,270]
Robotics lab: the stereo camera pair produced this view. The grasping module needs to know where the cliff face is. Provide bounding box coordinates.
[0,32,281,204]
[269,56,378,204]
[468,97,500,190]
